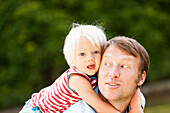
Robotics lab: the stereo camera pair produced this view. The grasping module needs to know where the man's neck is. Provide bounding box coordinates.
[109,98,131,113]
[99,93,132,113]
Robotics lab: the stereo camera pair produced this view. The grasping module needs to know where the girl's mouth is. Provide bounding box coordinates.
[87,64,95,69]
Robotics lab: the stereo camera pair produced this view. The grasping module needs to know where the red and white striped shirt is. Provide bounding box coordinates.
[30,66,97,113]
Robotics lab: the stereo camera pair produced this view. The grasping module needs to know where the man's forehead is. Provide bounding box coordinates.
[103,53,135,61]
[103,45,138,61]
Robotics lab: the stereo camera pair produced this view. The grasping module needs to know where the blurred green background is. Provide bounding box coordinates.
[0,0,170,112]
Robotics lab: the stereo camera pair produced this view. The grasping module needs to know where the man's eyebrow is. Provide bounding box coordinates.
[121,58,134,63]
[103,54,134,61]
[121,57,134,60]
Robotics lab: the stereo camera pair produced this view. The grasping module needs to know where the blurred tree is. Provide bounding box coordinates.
[0,0,169,109]
[0,0,70,108]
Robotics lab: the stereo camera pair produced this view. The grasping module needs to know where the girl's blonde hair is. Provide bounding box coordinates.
[63,23,107,66]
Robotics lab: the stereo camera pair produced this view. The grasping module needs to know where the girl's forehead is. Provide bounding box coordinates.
[77,37,100,48]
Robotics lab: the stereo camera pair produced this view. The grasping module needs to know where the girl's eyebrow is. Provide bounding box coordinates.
[102,53,113,58]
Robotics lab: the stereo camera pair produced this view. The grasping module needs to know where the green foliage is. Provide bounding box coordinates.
[145,101,170,113]
[0,0,169,109]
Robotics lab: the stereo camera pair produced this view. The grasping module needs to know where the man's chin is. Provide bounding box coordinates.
[102,93,120,101]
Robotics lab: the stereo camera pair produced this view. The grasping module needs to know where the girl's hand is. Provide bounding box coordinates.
[129,88,143,113]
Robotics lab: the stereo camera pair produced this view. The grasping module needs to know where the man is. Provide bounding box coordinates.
[64,36,150,113]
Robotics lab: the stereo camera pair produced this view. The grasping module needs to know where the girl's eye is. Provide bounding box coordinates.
[105,62,110,66]
[80,53,85,56]
[93,51,99,54]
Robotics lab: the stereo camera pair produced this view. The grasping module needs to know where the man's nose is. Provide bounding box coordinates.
[109,66,120,79]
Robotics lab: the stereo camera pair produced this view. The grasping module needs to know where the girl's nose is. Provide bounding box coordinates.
[87,54,94,62]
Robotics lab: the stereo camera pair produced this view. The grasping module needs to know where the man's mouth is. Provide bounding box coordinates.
[108,83,117,86]
[106,82,120,88]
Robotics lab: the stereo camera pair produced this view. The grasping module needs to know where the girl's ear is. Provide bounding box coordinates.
[137,71,146,86]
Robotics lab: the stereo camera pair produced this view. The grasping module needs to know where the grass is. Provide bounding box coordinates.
[144,101,170,113]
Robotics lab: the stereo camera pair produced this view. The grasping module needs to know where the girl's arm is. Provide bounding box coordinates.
[129,88,143,113]
[69,74,120,113]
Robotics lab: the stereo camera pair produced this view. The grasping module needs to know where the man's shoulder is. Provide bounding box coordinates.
[63,86,99,113]
[64,100,96,113]
[63,86,146,113]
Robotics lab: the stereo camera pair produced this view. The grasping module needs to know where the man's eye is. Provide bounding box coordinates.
[80,53,85,56]
[121,65,128,68]
[93,51,99,54]
[105,62,110,66]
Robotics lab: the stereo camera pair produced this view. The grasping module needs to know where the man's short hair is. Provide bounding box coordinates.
[103,36,150,77]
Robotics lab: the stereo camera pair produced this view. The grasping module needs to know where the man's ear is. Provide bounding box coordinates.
[137,71,146,86]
